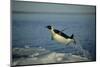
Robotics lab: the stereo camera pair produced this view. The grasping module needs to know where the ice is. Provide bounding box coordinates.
[12,47,90,66]
[37,52,65,63]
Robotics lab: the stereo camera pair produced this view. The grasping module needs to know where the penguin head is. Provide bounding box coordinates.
[46,25,52,30]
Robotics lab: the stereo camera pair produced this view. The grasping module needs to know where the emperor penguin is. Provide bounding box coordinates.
[46,25,76,45]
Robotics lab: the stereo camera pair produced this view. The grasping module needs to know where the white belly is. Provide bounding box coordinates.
[53,34,73,45]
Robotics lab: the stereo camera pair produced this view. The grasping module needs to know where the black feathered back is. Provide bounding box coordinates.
[53,29,70,39]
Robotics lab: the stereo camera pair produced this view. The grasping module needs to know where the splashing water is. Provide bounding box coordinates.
[70,35,91,60]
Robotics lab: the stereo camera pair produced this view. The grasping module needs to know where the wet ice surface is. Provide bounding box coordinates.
[12,46,91,66]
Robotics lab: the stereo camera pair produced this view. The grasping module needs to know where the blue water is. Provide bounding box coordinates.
[12,13,96,61]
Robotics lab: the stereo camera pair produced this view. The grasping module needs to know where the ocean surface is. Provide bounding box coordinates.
[12,13,96,66]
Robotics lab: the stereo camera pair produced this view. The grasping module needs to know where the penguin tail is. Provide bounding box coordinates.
[70,34,74,39]
[71,34,76,44]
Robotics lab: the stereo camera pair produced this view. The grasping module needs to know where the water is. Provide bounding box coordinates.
[12,13,96,65]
